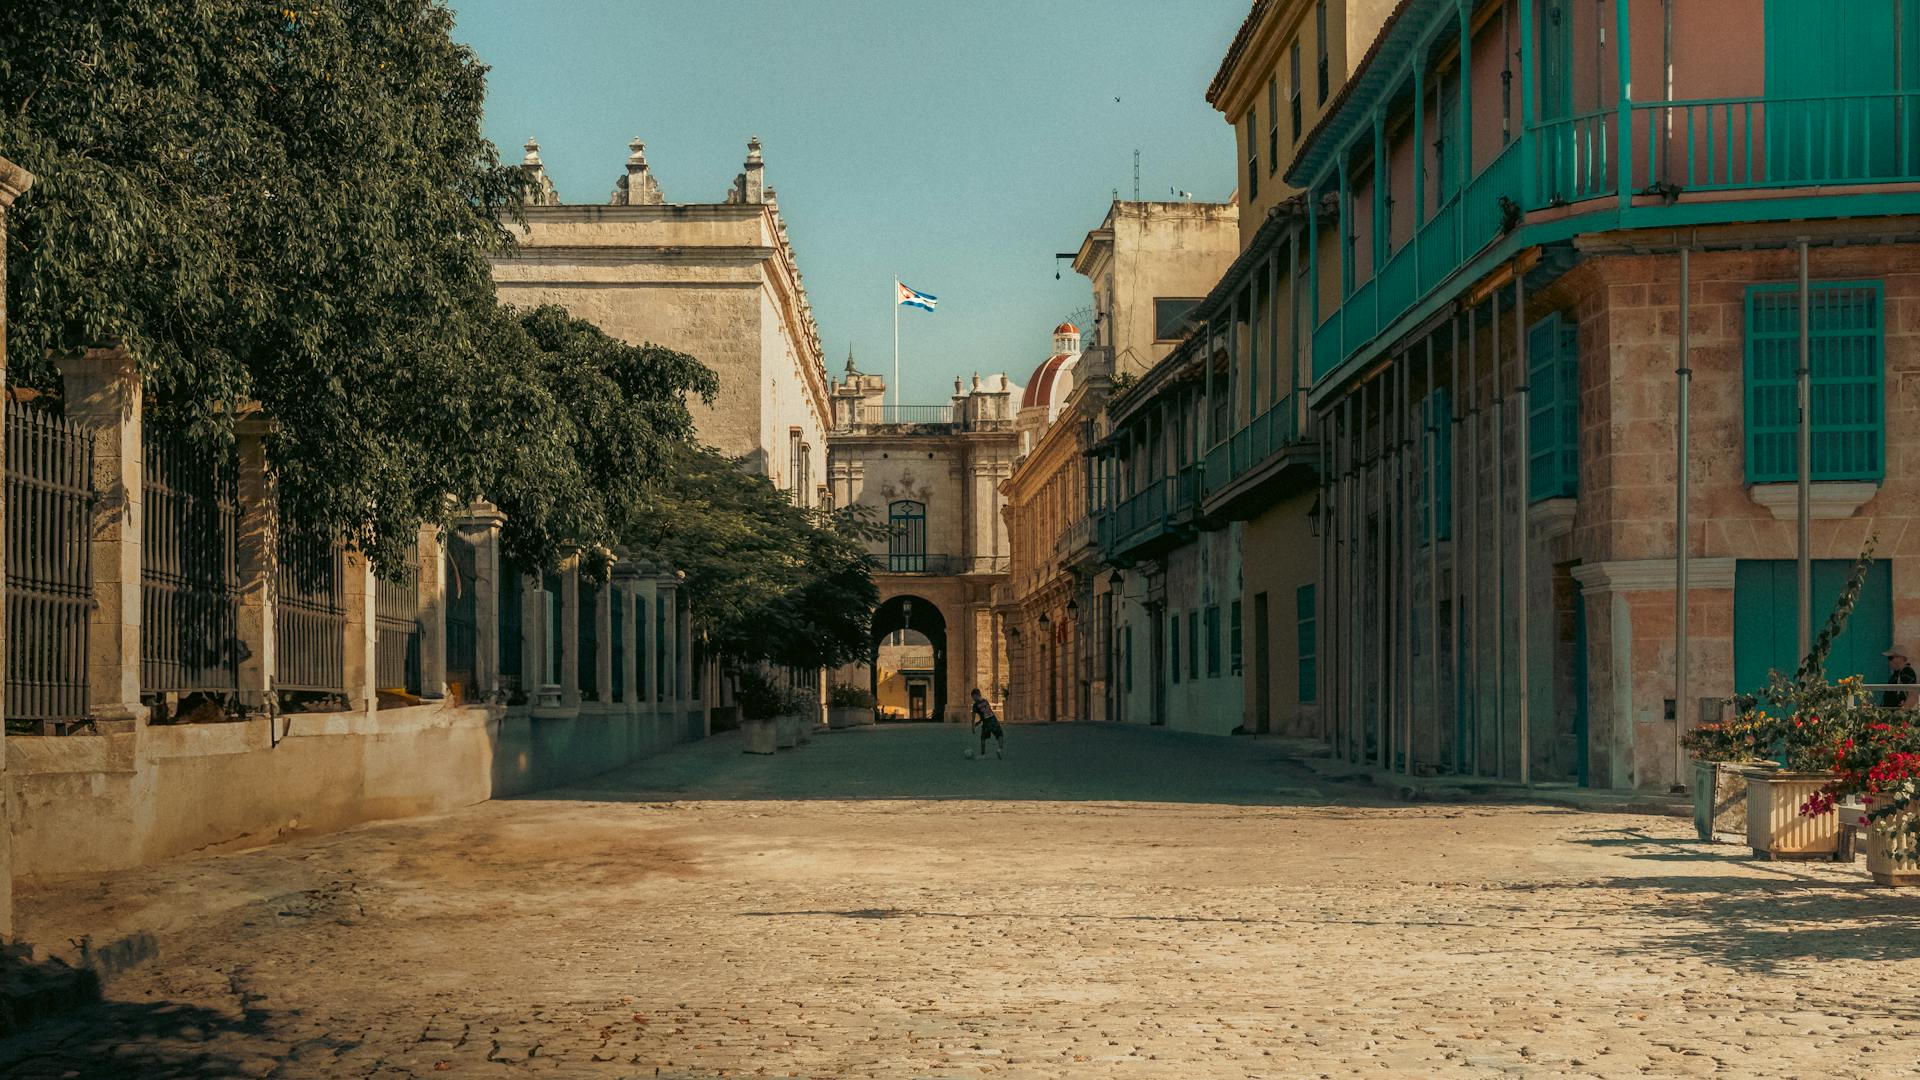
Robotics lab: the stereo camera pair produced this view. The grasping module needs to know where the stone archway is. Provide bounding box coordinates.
[870,594,948,722]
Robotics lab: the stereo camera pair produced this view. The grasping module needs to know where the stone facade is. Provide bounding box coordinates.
[492,138,830,503]
[826,363,1019,723]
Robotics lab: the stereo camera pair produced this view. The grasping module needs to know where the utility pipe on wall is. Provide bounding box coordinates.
[1400,353,1415,775]
[1796,237,1812,665]
[1676,246,1692,788]
[1513,268,1531,788]
[1464,301,1482,777]
[1491,285,1508,781]
[1426,334,1442,774]
[1374,375,1390,767]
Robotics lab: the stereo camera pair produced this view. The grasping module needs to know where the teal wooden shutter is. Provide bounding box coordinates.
[1296,584,1317,703]
[1735,559,1893,695]
[1743,281,1884,484]
[1763,1,1897,182]
[1527,313,1578,502]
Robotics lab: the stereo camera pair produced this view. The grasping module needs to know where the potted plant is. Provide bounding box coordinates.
[1682,710,1778,841]
[790,686,818,745]
[828,684,874,729]
[1741,545,1879,860]
[1803,715,1920,885]
[734,669,783,755]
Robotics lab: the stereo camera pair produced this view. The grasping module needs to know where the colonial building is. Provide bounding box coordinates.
[491,136,830,505]
[826,360,1020,723]
[1292,0,1920,790]
[1002,200,1241,727]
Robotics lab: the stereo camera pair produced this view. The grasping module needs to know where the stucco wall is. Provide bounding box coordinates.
[1108,203,1241,378]
[1241,490,1319,735]
[9,702,697,882]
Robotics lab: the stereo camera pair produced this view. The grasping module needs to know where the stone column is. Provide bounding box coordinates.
[231,415,274,712]
[415,524,446,700]
[341,550,378,714]
[456,502,506,701]
[523,572,551,706]
[1,154,35,940]
[612,560,640,714]
[677,582,693,706]
[635,570,658,711]
[593,573,614,708]
[559,558,581,710]
[656,578,676,707]
[55,348,148,724]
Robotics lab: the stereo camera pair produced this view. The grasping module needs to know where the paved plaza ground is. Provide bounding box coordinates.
[5,722,1919,1078]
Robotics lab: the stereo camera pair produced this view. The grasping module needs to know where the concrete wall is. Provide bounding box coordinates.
[1107,203,1241,378]
[9,700,698,884]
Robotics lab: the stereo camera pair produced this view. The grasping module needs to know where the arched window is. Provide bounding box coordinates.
[889,500,926,572]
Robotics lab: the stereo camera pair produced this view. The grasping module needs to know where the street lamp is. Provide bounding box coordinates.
[1307,495,1322,538]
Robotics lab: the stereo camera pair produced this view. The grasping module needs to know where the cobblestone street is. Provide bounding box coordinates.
[5,723,1919,1079]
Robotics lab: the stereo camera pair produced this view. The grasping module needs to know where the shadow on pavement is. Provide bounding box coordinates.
[0,991,268,1080]
[519,722,1359,808]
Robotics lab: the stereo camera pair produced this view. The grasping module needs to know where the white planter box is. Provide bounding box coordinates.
[1745,770,1842,860]
[1865,810,1920,887]
[741,717,778,755]
[1693,760,1773,840]
[828,707,866,730]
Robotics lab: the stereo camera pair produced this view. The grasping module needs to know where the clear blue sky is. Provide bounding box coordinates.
[449,0,1243,405]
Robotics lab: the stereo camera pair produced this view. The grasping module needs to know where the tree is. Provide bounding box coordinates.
[625,445,881,670]
[0,0,523,568]
[482,305,716,573]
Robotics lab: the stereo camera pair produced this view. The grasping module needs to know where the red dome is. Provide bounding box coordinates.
[1053,321,1080,335]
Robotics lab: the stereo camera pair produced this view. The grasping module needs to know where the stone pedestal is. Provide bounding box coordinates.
[415,525,446,700]
[232,416,274,711]
[454,502,506,701]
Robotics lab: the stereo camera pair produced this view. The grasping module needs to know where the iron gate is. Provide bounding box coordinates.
[444,529,478,697]
[5,404,95,733]
[274,526,345,695]
[374,542,421,694]
[142,429,241,696]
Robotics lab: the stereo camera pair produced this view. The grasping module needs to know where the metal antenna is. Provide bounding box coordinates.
[1132,150,1140,201]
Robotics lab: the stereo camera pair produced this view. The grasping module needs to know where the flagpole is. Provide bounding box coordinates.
[893,276,901,416]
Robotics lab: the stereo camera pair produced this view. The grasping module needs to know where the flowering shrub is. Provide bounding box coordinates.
[1682,709,1780,763]
[1801,717,1920,837]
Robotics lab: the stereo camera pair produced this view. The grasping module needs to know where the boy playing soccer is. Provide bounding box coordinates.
[970,688,1004,759]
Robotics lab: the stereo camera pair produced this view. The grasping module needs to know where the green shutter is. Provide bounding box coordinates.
[1743,281,1884,485]
[1734,559,1893,696]
[1527,313,1578,502]
[1296,584,1317,704]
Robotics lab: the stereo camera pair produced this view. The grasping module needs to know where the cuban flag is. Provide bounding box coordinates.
[897,280,938,312]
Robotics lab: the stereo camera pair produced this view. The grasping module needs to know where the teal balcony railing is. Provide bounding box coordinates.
[1636,91,1920,193]
[1534,109,1617,205]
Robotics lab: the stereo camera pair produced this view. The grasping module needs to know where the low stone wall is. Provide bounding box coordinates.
[8,702,701,883]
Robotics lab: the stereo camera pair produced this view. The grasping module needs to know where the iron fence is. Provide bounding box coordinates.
[142,429,241,696]
[499,566,524,692]
[444,530,478,696]
[5,403,95,733]
[274,526,345,694]
[374,542,421,694]
[578,579,599,701]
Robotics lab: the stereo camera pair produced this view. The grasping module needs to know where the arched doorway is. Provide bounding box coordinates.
[871,594,947,722]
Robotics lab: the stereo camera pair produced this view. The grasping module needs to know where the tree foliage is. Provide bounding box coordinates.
[0,0,522,568]
[625,445,882,670]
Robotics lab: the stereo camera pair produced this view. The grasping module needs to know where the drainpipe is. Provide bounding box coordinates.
[1427,335,1442,773]
[1375,375,1389,768]
[1464,301,1482,776]
[1320,420,1333,742]
[1491,284,1508,781]
[1676,245,1692,788]
[1449,314,1465,773]
[1796,237,1812,667]
[1345,391,1361,763]
[1513,268,1531,788]
[1401,351,1416,775]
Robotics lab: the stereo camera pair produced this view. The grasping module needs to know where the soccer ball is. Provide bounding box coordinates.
[963,748,976,759]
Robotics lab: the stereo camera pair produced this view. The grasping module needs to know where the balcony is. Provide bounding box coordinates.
[879,554,1010,576]
[833,404,1013,433]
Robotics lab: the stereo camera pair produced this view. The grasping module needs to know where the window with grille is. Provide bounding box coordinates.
[1289,42,1303,142]
[1229,600,1243,676]
[1527,312,1581,502]
[1267,76,1280,174]
[1315,0,1329,103]
[1744,281,1884,484]
[1245,110,1259,201]
[1297,584,1317,703]
[888,500,927,571]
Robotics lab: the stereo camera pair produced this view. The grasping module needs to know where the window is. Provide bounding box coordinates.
[788,428,803,501]
[1230,599,1243,676]
[1267,76,1280,174]
[1289,42,1303,142]
[889,499,927,571]
[1744,281,1885,484]
[1526,313,1581,502]
[1187,611,1199,680]
[1315,0,1329,103]
[635,597,648,701]
[1419,387,1453,544]
[1245,110,1259,201]
[1297,584,1317,703]
[1206,605,1222,677]
[1155,298,1201,341]
[1170,614,1181,684]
